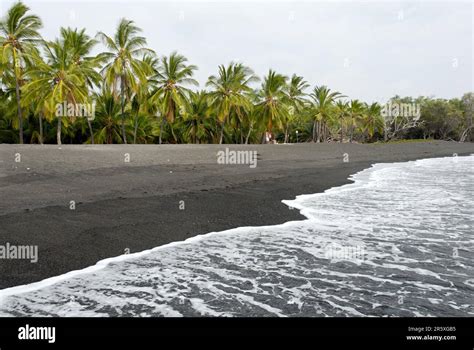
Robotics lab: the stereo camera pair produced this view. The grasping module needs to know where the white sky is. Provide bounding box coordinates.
[2,0,473,102]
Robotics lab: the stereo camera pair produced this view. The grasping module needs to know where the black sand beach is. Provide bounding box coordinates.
[0,141,473,289]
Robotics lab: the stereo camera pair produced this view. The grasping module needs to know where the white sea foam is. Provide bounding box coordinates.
[0,155,473,316]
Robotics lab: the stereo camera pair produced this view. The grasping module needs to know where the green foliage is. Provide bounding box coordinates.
[0,2,472,145]
[0,1,42,143]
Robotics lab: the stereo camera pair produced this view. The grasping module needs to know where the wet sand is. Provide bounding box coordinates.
[0,141,473,289]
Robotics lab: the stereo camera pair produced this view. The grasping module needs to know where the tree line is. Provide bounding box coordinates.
[0,2,472,145]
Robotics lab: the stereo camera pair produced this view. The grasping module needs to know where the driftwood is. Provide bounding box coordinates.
[459,126,473,142]
[384,115,423,141]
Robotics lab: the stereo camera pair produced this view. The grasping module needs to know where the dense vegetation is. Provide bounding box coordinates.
[1,2,472,145]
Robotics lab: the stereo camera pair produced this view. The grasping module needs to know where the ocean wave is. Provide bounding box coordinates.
[0,155,473,317]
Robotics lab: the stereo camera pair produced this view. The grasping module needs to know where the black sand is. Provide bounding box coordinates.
[0,141,473,289]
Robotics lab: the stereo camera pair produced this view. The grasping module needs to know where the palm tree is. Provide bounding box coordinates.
[335,100,349,142]
[0,1,42,143]
[29,96,46,144]
[181,91,213,144]
[61,28,102,144]
[130,54,159,144]
[93,91,124,144]
[0,87,18,142]
[255,70,288,143]
[21,31,96,145]
[97,18,153,144]
[150,52,198,143]
[283,74,309,143]
[243,105,258,144]
[207,63,258,144]
[309,86,342,142]
[362,102,383,142]
[348,99,364,143]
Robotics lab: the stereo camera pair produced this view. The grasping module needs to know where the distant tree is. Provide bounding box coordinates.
[362,102,384,142]
[255,70,288,143]
[460,93,473,142]
[309,86,342,142]
[348,100,364,143]
[283,74,309,143]
[0,2,42,143]
[207,63,257,144]
[151,52,198,143]
[97,19,153,144]
[335,100,349,142]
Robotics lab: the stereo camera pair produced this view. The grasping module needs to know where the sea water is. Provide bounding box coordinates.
[0,155,472,316]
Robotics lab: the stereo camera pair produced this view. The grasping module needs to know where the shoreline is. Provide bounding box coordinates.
[0,159,407,299]
[1,141,474,289]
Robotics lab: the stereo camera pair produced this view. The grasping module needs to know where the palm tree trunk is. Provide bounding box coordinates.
[39,112,44,145]
[339,117,343,143]
[284,124,289,143]
[193,120,197,144]
[107,127,112,144]
[245,124,252,144]
[87,118,95,145]
[133,114,139,144]
[219,119,225,144]
[57,116,62,145]
[350,117,354,143]
[316,121,321,143]
[312,120,317,142]
[170,125,178,143]
[14,76,24,144]
[120,75,127,144]
[159,117,165,144]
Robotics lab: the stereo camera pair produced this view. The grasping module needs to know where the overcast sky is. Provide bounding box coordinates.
[2,0,472,102]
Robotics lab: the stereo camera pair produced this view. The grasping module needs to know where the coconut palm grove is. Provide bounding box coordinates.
[0,2,472,145]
